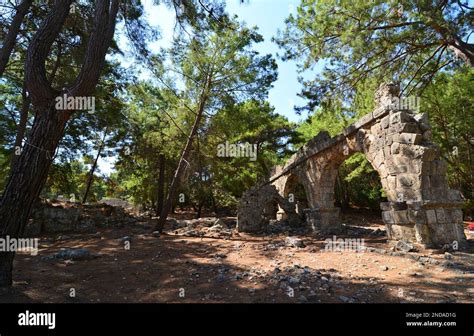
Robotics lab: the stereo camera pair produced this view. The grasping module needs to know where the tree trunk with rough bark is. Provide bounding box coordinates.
[10,84,31,169]
[0,104,69,286]
[154,96,208,232]
[155,154,165,216]
[82,128,108,204]
[0,0,120,288]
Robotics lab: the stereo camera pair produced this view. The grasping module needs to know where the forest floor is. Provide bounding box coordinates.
[1,208,473,303]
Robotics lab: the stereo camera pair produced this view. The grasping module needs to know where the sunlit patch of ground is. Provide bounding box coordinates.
[1,210,473,303]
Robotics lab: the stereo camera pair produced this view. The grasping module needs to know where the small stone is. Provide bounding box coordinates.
[296,294,307,303]
[394,240,417,252]
[285,237,306,248]
[444,252,454,260]
[119,236,132,243]
[288,277,300,286]
[215,274,227,283]
[380,266,389,271]
[152,231,161,237]
[338,295,350,303]
[52,248,95,261]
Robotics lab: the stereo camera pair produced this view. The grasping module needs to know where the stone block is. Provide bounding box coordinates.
[373,106,389,118]
[386,223,416,242]
[392,210,410,224]
[400,144,424,159]
[395,188,420,202]
[408,209,426,224]
[426,209,437,224]
[390,111,412,124]
[450,209,463,223]
[381,116,390,129]
[390,142,400,154]
[378,163,388,178]
[421,147,438,161]
[388,122,419,134]
[431,188,447,201]
[387,164,408,175]
[422,130,432,140]
[392,155,411,168]
[353,113,374,129]
[435,209,448,224]
[430,175,446,189]
[382,210,395,224]
[407,161,421,174]
[414,222,431,244]
[380,202,391,211]
[447,189,462,202]
[372,151,385,169]
[387,176,397,190]
[432,160,448,175]
[397,174,418,188]
[393,133,422,145]
[371,123,381,134]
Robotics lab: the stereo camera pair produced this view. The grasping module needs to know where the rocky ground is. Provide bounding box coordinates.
[1,208,473,303]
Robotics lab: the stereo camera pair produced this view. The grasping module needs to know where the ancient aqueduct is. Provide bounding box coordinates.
[237,84,467,248]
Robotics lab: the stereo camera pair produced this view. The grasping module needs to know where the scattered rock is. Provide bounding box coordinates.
[213,253,227,259]
[212,218,227,228]
[215,273,227,283]
[208,224,225,232]
[444,252,454,260]
[46,248,96,261]
[380,266,389,271]
[369,228,386,237]
[182,230,199,237]
[285,237,306,248]
[338,295,350,303]
[288,277,300,286]
[298,295,308,303]
[119,236,132,244]
[393,240,417,252]
[152,231,161,238]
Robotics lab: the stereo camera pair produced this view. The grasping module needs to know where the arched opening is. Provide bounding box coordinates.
[334,153,387,234]
[335,153,386,211]
[262,198,278,221]
[282,174,309,217]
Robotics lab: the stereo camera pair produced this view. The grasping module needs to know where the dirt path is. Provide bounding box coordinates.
[1,213,473,303]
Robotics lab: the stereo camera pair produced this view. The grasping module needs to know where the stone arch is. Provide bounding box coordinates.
[238,83,467,248]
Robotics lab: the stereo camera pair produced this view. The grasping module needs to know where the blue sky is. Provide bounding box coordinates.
[131,0,312,123]
[99,0,315,174]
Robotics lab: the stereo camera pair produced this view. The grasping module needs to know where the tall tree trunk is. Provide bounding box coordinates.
[155,154,165,216]
[196,200,203,219]
[211,193,218,215]
[154,97,208,232]
[0,0,120,287]
[0,104,69,286]
[0,0,33,76]
[82,128,108,204]
[10,83,31,169]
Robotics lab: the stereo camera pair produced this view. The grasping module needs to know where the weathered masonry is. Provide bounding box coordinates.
[237,84,467,248]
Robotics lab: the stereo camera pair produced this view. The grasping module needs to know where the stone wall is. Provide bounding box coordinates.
[24,201,134,236]
[237,185,302,233]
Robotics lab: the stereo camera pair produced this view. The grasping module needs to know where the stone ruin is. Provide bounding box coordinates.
[237,83,467,248]
[237,184,303,232]
[23,200,135,236]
